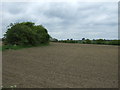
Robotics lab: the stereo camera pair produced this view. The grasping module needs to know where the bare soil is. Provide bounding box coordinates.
[2,43,118,88]
[0,41,2,46]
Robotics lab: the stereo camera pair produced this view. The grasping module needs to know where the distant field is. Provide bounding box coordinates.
[2,42,118,88]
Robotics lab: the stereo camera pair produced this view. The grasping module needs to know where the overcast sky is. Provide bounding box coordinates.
[1,1,118,40]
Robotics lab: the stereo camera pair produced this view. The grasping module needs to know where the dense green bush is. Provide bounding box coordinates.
[85,39,91,44]
[3,22,50,46]
[95,39,105,44]
[108,40,120,45]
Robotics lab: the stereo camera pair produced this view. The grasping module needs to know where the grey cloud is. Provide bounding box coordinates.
[2,2,28,15]
[1,2,118,39]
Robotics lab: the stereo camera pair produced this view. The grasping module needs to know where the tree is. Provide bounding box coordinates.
[70,39,73,41]
[32,25,50,43]
[85,39,91,44]
[96,39,105,44]
[82,38,85,40]
[3,22,50,46]
[50,37,58,42]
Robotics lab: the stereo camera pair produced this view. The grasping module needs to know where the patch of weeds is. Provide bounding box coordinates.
[1,43,50,51]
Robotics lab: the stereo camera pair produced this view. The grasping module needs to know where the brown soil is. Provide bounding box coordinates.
[2,42,118,88]
[0,41,2,46]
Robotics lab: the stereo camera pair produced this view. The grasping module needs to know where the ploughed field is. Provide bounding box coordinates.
[2,42,118,88]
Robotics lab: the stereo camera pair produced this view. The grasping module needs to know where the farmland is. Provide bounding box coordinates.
[2,42,118,88]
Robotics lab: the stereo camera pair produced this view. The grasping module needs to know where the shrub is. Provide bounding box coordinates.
[3,22,50,46]
[85,39,91,44]
[96,39,105,44]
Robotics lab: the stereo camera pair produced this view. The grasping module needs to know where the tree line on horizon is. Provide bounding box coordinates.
[50,38,120,45]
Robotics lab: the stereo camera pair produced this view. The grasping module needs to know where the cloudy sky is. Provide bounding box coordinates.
[1,1,118,40]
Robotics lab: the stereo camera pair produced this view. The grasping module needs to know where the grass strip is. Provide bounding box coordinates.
[1,43,49,51]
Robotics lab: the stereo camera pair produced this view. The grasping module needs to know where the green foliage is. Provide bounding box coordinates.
[50,37,58,42]
[58,39,120,46]
[1,43,49,51]
[96,39,105,44]
[33,25,50,44]
[85,39,91,44]
[3,22,50,46]
[21,22,35,27]
[59,40,78,43]
[107,40,120,45]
